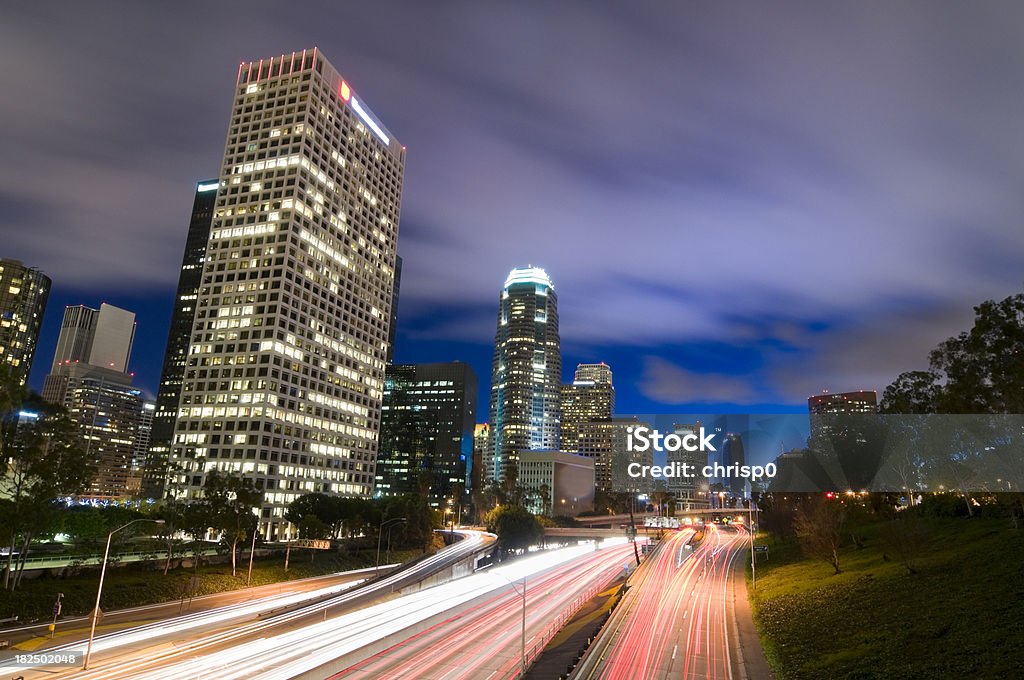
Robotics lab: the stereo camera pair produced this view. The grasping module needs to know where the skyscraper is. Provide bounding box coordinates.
[808,390,878,439]
[48,303,136,373]
[560,362,614,452]
[487,266,561,482]
[170,49,405,539]
[0,259,50,386]
[386,255,402,365]
[375,362,477,504]
[42,303,143,500]
[144,179,218,499]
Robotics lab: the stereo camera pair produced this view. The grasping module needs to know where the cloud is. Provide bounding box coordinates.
[5,2,1024,404]
[639,356,761,405]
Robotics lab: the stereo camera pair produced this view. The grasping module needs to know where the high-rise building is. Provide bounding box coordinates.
[170,49,405,539]
[386,255,402,365]
[129,400,156,497]
[49,303,136,373]
[574,362,612,385]
[0,259,50,386]
[487,266,561,482]
[808,390,878,439]
[375,362,476,504]
[578,416,652,494]
[144,179,219,499]
[42,303,144,500]
[668,422,709,510]
[560,362,614,452]
[43,303,137,404]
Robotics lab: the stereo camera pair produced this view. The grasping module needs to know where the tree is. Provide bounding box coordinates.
[203,471,262,577]
[881,292,1024,415]
[484,505,544,555]
[880,371,941,414]
[793,497,846,574]
[0,394,94,590]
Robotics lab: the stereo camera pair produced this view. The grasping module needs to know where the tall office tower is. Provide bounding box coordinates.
[578,416,652,494]
[375,362,476,505]
[560,362,615,452]
[144,179,219,499]
[170,49,405,539]
[574,362,612,385]
[128,400,156,497]
[0,259,50,386]
[808,390,878,439]
[49,303,136,373]
[42,303,143,500]
[43,303,137,403]
[386,255,402,365]
[668,422,709,510]
[487,267,561,482]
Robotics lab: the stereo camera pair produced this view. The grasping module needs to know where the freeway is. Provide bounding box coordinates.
[574,525,749,680]
[109,539,628,679]
[332,540,639,679]
[0,529,494,678]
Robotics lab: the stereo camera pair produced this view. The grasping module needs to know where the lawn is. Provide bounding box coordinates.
[750,517,1024,679]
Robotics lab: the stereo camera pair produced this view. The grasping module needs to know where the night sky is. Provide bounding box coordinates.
[4,2,1024,418]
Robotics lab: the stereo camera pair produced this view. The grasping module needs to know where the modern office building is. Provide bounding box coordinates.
[518,449,595,516]
[43,303,137,404]
[574,362,612,385]
[375,362,476,504]
[487,266,561,482]
[42,303,144,500]
[386,255,401,365]
[560,362,614,452]
[808,390,878,439]
[48,303,136,373]
[169,49,405,539]
[0,259,51,387]
[144,179,219,499]
[667,422,710,510]
[578,416,653,494]
[127,400,156,497]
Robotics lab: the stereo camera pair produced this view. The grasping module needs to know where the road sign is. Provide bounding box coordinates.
[291,539,331,550]
[754,545,769,553]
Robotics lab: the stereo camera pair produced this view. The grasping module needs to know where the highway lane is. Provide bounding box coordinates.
[0,565,389,651]
[332,541,639,680]
[1,529,494,679]
[115,538,624,679]
[577,525,748,680]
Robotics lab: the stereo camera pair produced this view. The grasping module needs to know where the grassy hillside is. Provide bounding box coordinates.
[751,517,1024,679]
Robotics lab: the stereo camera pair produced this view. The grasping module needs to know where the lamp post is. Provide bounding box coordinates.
[375,517,406,576]
[490,571,527,678]
[83,518,164,670]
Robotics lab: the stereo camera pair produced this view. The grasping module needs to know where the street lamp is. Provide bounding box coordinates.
[375,517,406,576]
[489,570,527,678]
[83,518,165,670]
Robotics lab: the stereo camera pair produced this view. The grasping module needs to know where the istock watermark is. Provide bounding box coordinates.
[626,461,777,481]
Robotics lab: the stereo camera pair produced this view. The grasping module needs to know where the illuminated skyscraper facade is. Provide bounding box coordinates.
[487,267,560,481]
[0,259,50,386]
[375,362,476,504]
[560,362,614,452]
[170,49,405,539]
[42,303,143,500]
[145,179,218,498]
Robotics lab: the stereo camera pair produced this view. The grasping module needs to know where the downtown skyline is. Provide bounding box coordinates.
[5,2,1024,416]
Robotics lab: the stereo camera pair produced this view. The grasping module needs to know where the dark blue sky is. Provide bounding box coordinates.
[5,2,1024,418]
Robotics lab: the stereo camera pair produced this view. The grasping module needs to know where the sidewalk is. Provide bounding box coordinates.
[729,557,774,680]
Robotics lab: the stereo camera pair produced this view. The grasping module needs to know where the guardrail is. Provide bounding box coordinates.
[9,547,222,571]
